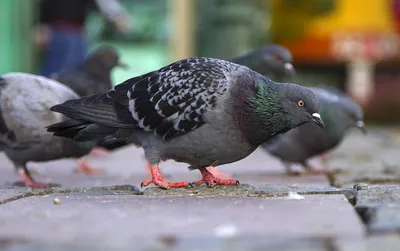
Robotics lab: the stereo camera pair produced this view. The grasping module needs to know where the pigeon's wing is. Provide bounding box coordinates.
[0,73,79,144]
[263,123,327,162]
[309,86,363,119]
[263,128,307,162]
[50,57,242,141]
[51,69,94,97]
[308,86,348,105]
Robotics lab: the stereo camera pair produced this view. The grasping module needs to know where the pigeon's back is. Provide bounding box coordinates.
[0,72,79,144]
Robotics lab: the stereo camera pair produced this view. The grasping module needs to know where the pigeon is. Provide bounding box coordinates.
[262,86,366,174]
[80,45,297,155]
[230,44,295,78]
[47,57,325,189]
[50,45,128,97]
[0,73,98,188]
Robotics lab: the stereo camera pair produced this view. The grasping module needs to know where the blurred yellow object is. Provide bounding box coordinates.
[309,0,396,37]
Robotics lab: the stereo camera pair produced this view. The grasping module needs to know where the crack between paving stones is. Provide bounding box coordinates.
[327,170,380,235]
[0,185,143,205]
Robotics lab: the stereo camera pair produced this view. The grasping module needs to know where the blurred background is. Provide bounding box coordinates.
[0,0,399,124]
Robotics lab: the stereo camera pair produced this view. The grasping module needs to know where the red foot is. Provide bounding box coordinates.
[13,171,50,188]
[89,147,110,157]
[140,160,190,189]
[193,167,239,187]
[75,158,105,175]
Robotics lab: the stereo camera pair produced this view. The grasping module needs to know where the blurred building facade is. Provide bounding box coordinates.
[0,0,399,122]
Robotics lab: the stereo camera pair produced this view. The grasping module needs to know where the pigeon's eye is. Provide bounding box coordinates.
[348,112,356,119]
[275,54,283,61]
[297,100,305,107]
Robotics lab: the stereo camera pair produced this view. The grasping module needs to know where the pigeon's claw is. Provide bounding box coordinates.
[193,167,239,187]
[13,168,57,188]
[75,158,105,175]
[141,161,190,189]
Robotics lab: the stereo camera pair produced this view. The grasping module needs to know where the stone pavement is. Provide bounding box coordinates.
[0,127,399,250]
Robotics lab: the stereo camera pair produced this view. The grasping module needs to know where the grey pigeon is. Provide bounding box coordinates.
[47,57,324,189]
[230,44,295,78]
[51,45,128,97]
[82,45,297,154]
[262,86,366,174]
[0,73,94,188]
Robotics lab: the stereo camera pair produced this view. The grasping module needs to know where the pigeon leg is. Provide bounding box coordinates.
[283,161,302,176]
[89,147,110,157]
[192,167,239,187]
[320,153,330,162]
[301,161,335,175]
[13,165,51,188]
[141,160,190,189]
[74,158,105,175]
[207,166,233,180]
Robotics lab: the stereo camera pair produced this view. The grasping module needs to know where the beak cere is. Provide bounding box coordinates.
[312,113,325,129]
[356,120,367,134]
[284,63,295,75]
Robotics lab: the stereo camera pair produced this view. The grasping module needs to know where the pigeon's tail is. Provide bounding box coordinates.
[47,92,133,142]
[46,118,92,139]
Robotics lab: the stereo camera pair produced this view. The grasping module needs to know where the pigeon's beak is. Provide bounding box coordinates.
[284,63,296,75]
[312,113,325,129]
[356,120,367,134]
[117,61,129,70]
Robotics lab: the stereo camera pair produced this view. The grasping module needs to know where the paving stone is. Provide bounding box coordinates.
[0,237,337,251]
[354,185,400,233]
[336,234,400,251]
[141,184,356,202]
[0,194,364,248]
[0,187,31,205]
[326,128,400,188]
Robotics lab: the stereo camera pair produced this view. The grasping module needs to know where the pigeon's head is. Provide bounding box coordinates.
[277,83,325,130]
[310,86,366,134]
[259,45,295,76]
[332,96,366,134]
[86,45,129,72]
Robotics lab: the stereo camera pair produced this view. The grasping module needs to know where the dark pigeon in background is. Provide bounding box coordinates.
[47,57,324,189]
[51,45,128,97]
[230,44,295,79]
[0,73,96,188]
[262,86,366,175]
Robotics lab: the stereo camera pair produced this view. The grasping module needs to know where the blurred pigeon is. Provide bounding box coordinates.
[262,86,366,174]
[0,73,99,188]
[47,57,324,189]
[230,44,295,78]
[51,45,128,97]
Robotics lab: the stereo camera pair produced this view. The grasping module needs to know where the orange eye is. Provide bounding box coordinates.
[297,100,304,107]
[275,54,283,61]
[348,112,356,119]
